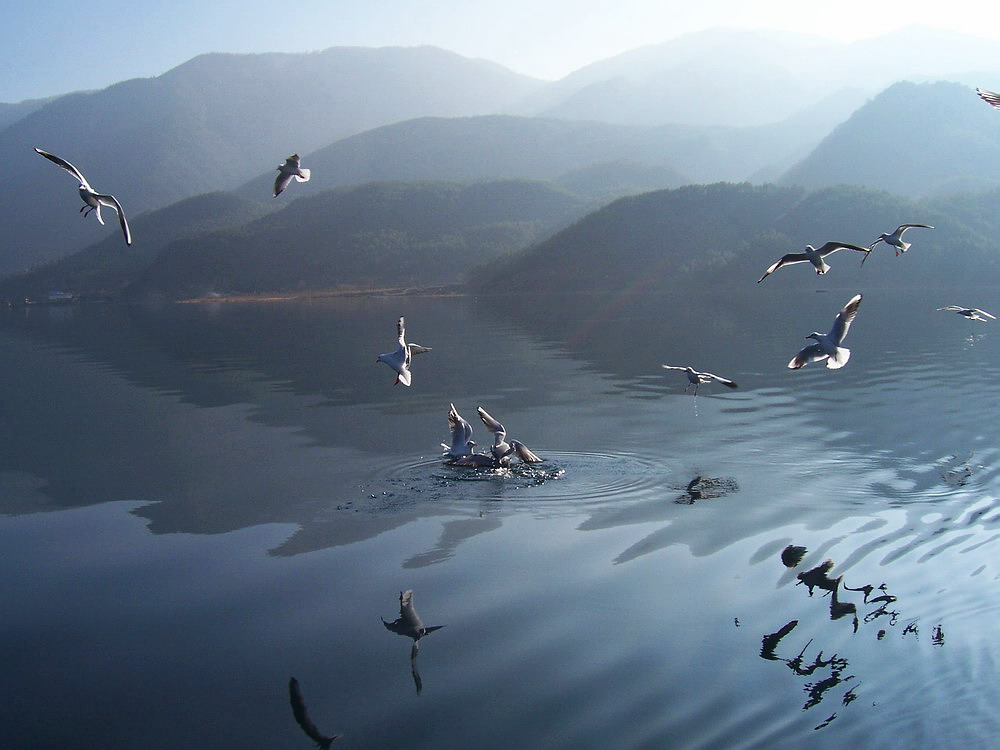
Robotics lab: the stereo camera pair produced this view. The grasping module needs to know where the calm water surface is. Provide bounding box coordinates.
[1,286,999,749]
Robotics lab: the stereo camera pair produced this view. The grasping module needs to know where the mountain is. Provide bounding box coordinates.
[0,95,57,130]
[237,108,869,199]
[471,182,1000,293]
[514,26,1000,128]
[0,45,542,275]
[122,179,588,300]
[780,81,1000,196]
[0,192,269,302]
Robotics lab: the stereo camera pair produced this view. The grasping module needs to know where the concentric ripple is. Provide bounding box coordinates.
[370,450,672,508]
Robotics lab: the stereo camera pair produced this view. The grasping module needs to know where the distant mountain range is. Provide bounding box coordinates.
[0,46,541,274]
[780,81,1000,196]
[8,178,1000,303]
[472,181,1000,293]
[5,27,1000,280]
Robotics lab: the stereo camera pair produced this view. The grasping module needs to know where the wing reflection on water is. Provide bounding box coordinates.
[762,545,943,730]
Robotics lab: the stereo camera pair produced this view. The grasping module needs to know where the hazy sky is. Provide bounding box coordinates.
[5,0,1000,102]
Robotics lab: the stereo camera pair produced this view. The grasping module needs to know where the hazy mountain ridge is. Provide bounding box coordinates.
[514,26,1000,128]
[123,179,588,300]
[0,192,270,301]
[0,45,542,274]
[781,81,1000,196]
[472,181,1000,293]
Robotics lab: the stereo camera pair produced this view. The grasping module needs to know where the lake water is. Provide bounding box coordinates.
[1,285,999,749]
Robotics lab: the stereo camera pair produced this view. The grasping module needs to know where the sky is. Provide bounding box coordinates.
[5,0,1000,102]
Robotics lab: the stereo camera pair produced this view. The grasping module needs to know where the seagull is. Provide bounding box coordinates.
[274,153,311,196]
[288,677,341,748]
[865,223,933,263]
[476,406,543,465]
[788,293,863,370]
[757,242,870,282]
[34,147,132,246]
[376,316,431,386]
[441,403,476,461]
[976,88,1000,109]
[937,305,996,322]
[381,590,445,642]
[661,365,738,395]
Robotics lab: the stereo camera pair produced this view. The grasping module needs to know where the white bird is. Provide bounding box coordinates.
[937,305,996,322]
[788,293,863,370]
[757,242,870,282]
[441,403,476,461]
[865,223,933,263]
[660,365,738,395]
[476,406,542,465]
[274,153,311,196]
[376,316,431,386]
[976,87,1000,109]
[34,147,132,246]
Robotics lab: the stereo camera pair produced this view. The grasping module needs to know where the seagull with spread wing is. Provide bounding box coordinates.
[34,147,132,246]
[274,153,311,196]
[788,293,863,370]
[757,242,870,282]
[660,365,738,395]
[937,305,996,322]
[865,223,933,263]
[376,316,431,386]
[474,406,542,466]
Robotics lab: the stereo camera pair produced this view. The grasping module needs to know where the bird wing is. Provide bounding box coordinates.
[828,293,862,345]
[395,317,406,347]
[288,678,339,748]
[757,253,808,283]
[447,404,473,451]
[274,172,294,196]
[977,88,1000,109]
[35,147,91,190]
[701,371,738,388]
[816,241,871,257]
[407,344,432,355]
[937,306,964,312]
[477,407,506,446]
[972,308,997,319]
[295,168,311,183]
[896,223,933,234]
[96,193,132,245]
[511,440,543,463]
[788,342,826,370]
[660,365,687,373]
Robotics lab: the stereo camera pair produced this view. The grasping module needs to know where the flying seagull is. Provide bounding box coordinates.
[475,406,543,465]
[288,677,340,748]
[274,153,311,196]
[976,88,1000,109]
[376,316,431,386]
[660,365,738,395]
[937,305,996,322]
[788,293,863,370]
[34,147,132,245]
[865,223,933,263]
[757,242,870,282]
[441,403,476,461]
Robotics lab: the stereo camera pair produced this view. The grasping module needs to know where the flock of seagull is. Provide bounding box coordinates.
[32,86,1000,463]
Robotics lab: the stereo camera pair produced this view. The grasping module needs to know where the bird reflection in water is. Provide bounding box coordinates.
[382,589,445,694]
[288,676,341,748]
[760,545,944,730]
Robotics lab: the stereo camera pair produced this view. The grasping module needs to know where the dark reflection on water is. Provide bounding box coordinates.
[1,286,1000,749]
